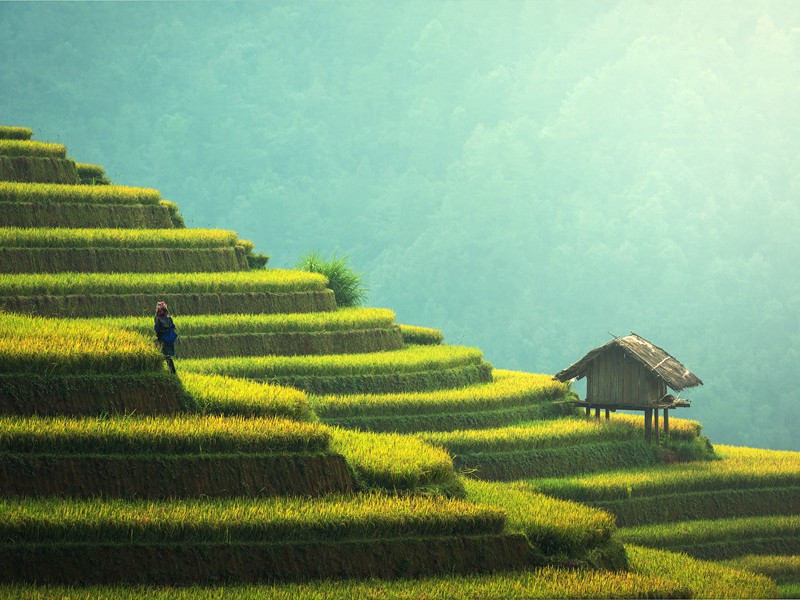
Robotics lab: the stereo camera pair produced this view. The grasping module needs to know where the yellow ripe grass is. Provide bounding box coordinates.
[181,345,484,379]
[0,126,33,140]
[0,140,66,158]
[0,227,239,248]
[0,567,693,599]
[179,372,311,420]
[87,307,396,337]
[313,369,566,417]
[0,494,505,544]
[0,414,329,454]
[0,269,328,296]
[398,324,444,344]
[329,428,458,493]
[533,445,800,501]
[0,312,162,374]
[0,182,161,205]
[464,479,615,556]
[723,555,800,583]
[627,545,778,599]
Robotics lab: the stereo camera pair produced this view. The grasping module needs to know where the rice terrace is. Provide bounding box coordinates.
[1,2,799,599]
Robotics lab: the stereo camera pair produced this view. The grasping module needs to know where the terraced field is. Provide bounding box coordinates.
[0,125,794,597]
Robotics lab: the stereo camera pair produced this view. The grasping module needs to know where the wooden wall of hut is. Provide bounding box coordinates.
[585,345,666,407]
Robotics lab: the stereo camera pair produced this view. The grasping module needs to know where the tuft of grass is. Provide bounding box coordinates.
[0,140,66,158]
[297,252,367,307]
[0,414,330,454]
[0,182,161,205]
[75,163,111,185]
[0,269,328,296]
[0,312,162,375]
[180,372,312,420]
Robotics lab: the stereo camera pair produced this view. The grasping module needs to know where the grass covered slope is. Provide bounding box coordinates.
[0,140,66,158]
[531,445,800,526]
[85,308,404,358]
[0,202,175,229]
[0,227,242,248]
[313,370,573,432]
[0,127,33,140]
[181,344,493,394]
[0,270,336,317]
[618,515,800,559]
[0,181,161,204]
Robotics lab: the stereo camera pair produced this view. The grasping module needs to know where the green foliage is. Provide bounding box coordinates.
[463,479,616,559]
[0,269,328,296]
[0,414,329,454]
[0,127,32,140]
[0,140,66,158]
[0,494,504,544]
[0,312,162,375]
[626,545,779,599]
[297,252,366,307]
[0,227,239,248]
[0,182,161,205]
[0,202,174,229]
[179,372,311,420]
[398,324,443,345]
[330,428,463,495]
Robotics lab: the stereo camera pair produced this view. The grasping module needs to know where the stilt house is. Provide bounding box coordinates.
[553,333,702,442]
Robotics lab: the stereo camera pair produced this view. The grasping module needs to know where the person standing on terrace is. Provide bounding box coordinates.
[154,301,177,374]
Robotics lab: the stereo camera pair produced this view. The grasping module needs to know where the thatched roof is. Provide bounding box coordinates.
[553,333,703,391]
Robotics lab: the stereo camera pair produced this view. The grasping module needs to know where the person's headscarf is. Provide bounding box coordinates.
[156,301,169,318]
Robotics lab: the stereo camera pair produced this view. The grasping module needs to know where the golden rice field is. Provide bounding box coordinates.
[87,307,396,337]
[0,182,161,205]
[181,345,485,378]
[0,414,329,454]
[329,428,459,494]
[463,479,615,557]
[0,227,242,249]
[0,269,328,296]
[617,515,800,549]
[312,369,566,417]
[723,554,800,583]
[397,324,443,345]
[0,494,504,543]
[0,126,33,140]
[530,445,800,501]
[179,372,311,420]
[0,140,66,158]
[0,312,162,374]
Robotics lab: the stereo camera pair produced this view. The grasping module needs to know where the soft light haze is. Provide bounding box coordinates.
[2,0,798,448]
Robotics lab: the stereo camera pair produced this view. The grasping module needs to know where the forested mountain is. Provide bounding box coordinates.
[1,0,798,449]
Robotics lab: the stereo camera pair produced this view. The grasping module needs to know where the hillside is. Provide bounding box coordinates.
[0,126,797,598]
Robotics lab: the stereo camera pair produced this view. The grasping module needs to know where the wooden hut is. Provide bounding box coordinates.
[553,333,702,443]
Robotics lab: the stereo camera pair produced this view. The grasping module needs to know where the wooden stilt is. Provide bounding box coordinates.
[604,408,610,420]
[663,409,669,435]
[644,409,652,443]
[595,407,601,419]
[585,407,591,418]
[654,408,660,444]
